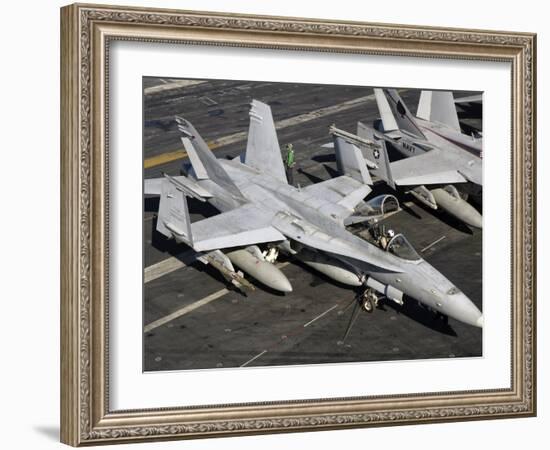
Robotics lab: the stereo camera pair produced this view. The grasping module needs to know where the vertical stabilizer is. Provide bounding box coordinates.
[417,90,461,132]
[245,100,287,182]
[175,116,244,199]
[374,88,426,139]
[357,121,395,189]
[357,121,380,142]
[333,136,372,185]
[374,89,398,132]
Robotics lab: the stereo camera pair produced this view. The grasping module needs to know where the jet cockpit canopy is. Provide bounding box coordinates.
[386,233,421,261]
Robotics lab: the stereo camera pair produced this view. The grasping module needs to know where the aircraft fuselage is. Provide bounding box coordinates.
[186,159,483,328]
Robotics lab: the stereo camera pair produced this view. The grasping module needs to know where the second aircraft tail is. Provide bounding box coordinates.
[356,121,395,189]
[416,90,461,132]
[374,88,426,139]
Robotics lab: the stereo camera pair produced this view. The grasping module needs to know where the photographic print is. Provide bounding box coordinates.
[61,4,535,445]
[143,78,483,372]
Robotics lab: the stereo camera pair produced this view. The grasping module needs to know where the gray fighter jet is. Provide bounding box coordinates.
[145,100,483,328]
[334,89,482,228]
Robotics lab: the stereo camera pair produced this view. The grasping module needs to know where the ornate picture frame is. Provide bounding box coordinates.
[60,3,536,446]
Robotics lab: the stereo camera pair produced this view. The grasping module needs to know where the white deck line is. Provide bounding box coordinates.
[144,288,229,333]
[143,261,291,332]
[421,235,446,253]
[144,256,186,284]
[205,93,378,149]
[145,257,289,285]
[240,350,268,368]
[303,304,338,328]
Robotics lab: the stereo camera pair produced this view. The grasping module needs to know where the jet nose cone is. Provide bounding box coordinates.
[444,292,483,328]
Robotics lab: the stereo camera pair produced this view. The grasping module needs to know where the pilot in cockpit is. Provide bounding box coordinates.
[379,228,395,250]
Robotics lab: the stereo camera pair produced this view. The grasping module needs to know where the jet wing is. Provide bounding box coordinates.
[389,149,468,186]
[302,176,371,209]
[191,204,286,252]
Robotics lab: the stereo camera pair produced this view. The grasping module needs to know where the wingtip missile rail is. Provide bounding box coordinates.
[329,125,379,169]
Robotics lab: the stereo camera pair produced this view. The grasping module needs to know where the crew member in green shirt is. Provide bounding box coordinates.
[285,143,296,185]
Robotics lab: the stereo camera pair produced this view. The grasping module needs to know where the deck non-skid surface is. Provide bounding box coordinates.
[142,78,482,371]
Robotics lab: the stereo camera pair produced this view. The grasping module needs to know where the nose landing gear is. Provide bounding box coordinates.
[361,288,379,313]
[341,288,382,343]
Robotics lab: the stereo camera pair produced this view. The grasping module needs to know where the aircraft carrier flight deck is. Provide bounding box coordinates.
[142,77,483,372]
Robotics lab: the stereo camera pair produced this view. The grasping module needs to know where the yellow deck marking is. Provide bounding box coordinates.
[144,93,377,169]
[144,150,188,169]
[144,80,207,95]
[143,136,242,168]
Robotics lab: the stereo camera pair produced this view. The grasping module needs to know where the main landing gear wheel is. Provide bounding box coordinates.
[362,297,374,312]
[361,289,378,313]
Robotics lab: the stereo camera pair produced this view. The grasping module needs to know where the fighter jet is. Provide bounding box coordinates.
[144,100,483,328]
[333,89,483,228]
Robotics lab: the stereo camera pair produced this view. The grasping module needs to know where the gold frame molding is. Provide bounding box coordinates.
[60,2,536,446]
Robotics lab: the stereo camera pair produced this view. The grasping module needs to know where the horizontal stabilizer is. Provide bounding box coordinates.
[156,179,192,243]
[190,203,286,252]
[144,175,212,201]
